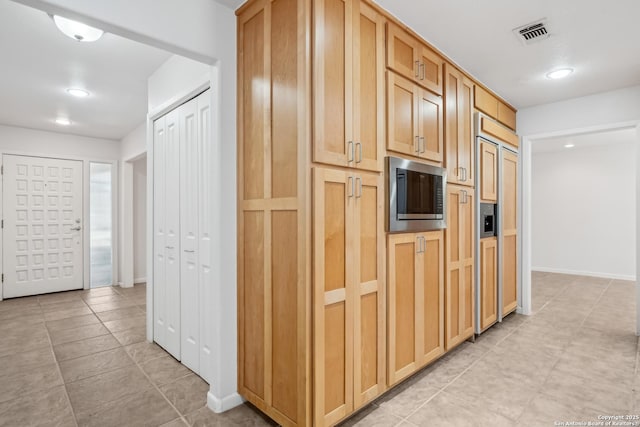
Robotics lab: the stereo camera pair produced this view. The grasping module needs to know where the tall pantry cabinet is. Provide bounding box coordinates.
[238,0,385,426]
[153,89,212,382]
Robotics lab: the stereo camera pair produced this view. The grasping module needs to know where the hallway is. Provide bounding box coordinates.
[0,273,637,426]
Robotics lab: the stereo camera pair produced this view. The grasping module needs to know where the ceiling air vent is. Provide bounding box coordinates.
[513,19,550,45]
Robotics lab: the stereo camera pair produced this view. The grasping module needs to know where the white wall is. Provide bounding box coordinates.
[518,85,640,136]
[0,124,120,160]
[532,143,636,279]
[133,156,146,282]
[148,56,211,112]
[121,122,146,161]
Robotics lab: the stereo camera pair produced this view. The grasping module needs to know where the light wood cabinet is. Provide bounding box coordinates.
[314,0,385,172]
[313,168,385,425]
[444,64,474,187]
[479,140,498,202]
[479,237,497,331]
[387,231,444,386]
[445,185,474,350]
[502,150,518,316]
[474,85,517,131]
[387,72,443,162]
[386,22,443,95]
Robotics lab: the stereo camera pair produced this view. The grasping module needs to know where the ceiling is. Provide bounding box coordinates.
[532,128,637,153]
[374,0,640,109]
[0,1,172,140]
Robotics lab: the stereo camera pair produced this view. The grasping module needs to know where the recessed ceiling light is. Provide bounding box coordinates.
[564,143,575,148]
[55,118,71,126]
[66,88,90,98]
[52,15,104,42]
[546,68,574,80]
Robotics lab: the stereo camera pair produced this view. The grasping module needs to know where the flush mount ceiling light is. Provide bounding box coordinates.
[52,15,104,42]
[564,143,575,148]
[55,118,71,126]
[66,88,90,98]
[546,68,574,80]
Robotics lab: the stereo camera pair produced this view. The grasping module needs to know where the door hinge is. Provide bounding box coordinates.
[1,219,3,229]
[1,165,3,174]
[1,274,4,283]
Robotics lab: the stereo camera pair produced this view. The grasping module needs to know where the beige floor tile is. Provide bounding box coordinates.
[53,333,121,362]
[0,295,40,312]
[125,341,168,364]
[185,404,277,427]
[40,299,89,314]
[159,373,209,415]
[0,385,75,427]
[0,313,45,330]
[0,362,63,403]
[543,369,632,414]
[376,379,440,418]
[102,315,146,333]
[88,299,137,313]
[37,291,83,305]
[516,392,597,427]
[337,405,405,427]
[111,324,147,346]
[83,294,127,305]
[59,347,133,383]
[160,418,189,427]
[406,391,513,427]
[80,287,118,299]
[0,347,56,377]
[66,365,152,414]
[43,306,93,322]
[0,326,50,358]
[46,313,100,332]
[95,306,145,322]
[0,306,42,321]
[140,355,193,386]
[49,323,110,346]
[75,388,178,427]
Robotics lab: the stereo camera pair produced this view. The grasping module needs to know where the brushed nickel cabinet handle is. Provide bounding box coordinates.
[420,136,425,153]
[356,177,362,198]
[348,176,354,198]
[415,61,420,78]
[347,141,354,163]
[420,62,425,80]
[415,136,420,153]
[356,142,362,164]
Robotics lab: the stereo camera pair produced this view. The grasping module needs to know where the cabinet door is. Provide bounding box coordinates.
[444,65,474,187]
[353,173,385,408]
[480,237,497,331]
[419,231,444,366]
[445,186,474,350]
[313,167,355,426]
[480,140,498,202]
[386,23,419,83]
[387,233,419,385]
[387,72,419,157]
[353,1,384,172]
[418,88,443,162]
[417,47,443,95]
[459,76,475,187]
[314,0,353,168]
[502,150,518,316]
[444,64,461,184]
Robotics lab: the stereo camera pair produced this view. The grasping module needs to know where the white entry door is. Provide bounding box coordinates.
[3,155,84,298]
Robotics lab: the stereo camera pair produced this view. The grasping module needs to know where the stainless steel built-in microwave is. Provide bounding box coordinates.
[387,156,447,232]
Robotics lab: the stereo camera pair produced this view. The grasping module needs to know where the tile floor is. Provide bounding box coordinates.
[0,273,636,426]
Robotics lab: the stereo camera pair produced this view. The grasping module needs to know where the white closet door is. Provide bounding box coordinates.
[196,90,212,383]
[154,110,181,359]
[180,97,200,372]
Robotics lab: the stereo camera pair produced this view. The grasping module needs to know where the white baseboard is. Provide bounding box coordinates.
[134,277,147,284]
[207,391,245,414]
[532,266,636,281]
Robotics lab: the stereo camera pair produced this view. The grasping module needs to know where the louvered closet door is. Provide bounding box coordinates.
[153,109,181,359]
[3,155,83,298]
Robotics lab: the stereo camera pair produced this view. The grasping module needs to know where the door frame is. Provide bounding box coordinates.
[519,119,640,323]
[0,152,118,300]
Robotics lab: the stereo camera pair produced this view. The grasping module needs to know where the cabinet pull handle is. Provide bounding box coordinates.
[416,236,422,254]
[420,136,425,153]
[356,142,362,163]
[461,167,466,182]
[415,61,420,78]
[348,176,354,198]
[347,141,354,163]
[356,177,362,198]
[420,62,425,80]
[184,249,195,253]
[415,136,420,153]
